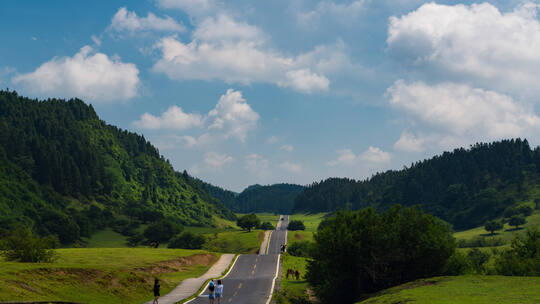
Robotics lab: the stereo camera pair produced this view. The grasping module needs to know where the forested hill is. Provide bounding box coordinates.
[294,139,540,230]
[216,183,305,214]
[0,91,234,243]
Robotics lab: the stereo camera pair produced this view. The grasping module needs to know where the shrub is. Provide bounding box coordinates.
[168,231,206,249]
[306,206,456,303]
[444,251,471,275]
[495,229,540,276]
[0,229,57,262]
[467,248,490,274]
[143,220,183,242]
[457,236,505,248]
[259,222,275,230]
[517,205,533,217]
[287,241,312,258]
[127,232,144,247]
[287,220,305,231]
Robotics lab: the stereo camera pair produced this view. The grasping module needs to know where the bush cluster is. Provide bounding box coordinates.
[287,220,305,231]
[0,229,57,262]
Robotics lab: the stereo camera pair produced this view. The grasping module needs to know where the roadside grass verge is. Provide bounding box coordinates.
[356,275,540,304]
[274,253,311,304]
[202,230,265,254]
[0,248,218,304]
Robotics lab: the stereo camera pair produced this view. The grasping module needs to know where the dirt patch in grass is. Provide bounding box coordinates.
[24,268,104,284]
[294,233,305,240]
[137,253,216,275]
[258,231,265,241]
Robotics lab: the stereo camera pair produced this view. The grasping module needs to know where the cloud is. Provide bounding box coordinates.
[280,145,294,152]
[266,136,279,144]
[132,105,203,130]
[387,2,540,98]
[152,14,334,93]
[298,0,367,27]
[109,7,185,33]
[157,0,216,16]
[204,152,233,168]
[394,131,425,152]
[387,80,540,150]
[245,154,269,173]
[208,89,259,141]
[12,46,139,103]
[133,89,258,142]
[91,35,102,46]
[360,146,391,163]
[328,147,391,166]
[280,161,302,174]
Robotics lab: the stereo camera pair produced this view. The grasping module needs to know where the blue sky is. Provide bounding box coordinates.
[2,0,540,191]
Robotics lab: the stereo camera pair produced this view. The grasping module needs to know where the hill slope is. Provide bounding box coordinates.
[0,91,234,243]
[207,183,305,214]
[294,139,540,230]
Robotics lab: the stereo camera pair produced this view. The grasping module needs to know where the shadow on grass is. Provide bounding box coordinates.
[504,227,524,232]
[479,233,500,237]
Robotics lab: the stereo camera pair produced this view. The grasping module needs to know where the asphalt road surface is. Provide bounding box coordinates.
[190,215,289,304]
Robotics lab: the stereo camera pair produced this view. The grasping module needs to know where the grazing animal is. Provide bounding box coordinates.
[149,241,160,248]
[286,268,295,279]
[294,269,300,280]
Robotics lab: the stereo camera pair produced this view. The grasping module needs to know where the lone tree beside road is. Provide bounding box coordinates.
[484,220,503,235]
[237,213,260,232]
[287,220,306,231]
[509,215,526,229]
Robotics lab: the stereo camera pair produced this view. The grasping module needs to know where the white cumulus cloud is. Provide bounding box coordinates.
[328,147,391,166]
[204,152,233,168]
[132,106,203,130]
[280,161,302,174]
[298,0,367,27]
[152,14,334,94]
[360,146,391,163]
[157,0,216,16]
[394,131,425,152]
[13,46,139,103]
[388,2,540,98]
[280,145,294,152]
[109,7,185,33]
[387,80,540,150]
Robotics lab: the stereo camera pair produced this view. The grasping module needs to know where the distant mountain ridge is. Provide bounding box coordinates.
[203,182,305,214]
[0,91,234,243]
[294,139,540,230]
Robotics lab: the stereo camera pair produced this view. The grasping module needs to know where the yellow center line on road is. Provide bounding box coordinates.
[253,264,257,269]
[238,282,243,289]
[251,269,255,275]
[228,299,232,303]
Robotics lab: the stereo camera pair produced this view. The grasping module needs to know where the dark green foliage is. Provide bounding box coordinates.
[232,184,305,214]
[287,241,312,258]
[127,232,144,247]
[503,206,520,218]
[0,229,57,262]
[306,206,456,304]
[467,248,490,273]
[0,91,235,243]
[259,221,275,230]
[168,231,206,249]
[495,229,540,276]
[443,251,472,275]
[287,220,305,231]
[294,139,538,230]
[517,205,534,216]
[484,220,503,235]
[143,220,183,243]
[509,215,526,229]
[236,213,260,232]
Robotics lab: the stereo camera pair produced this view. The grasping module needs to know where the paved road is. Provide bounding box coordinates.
[190,215,289,304]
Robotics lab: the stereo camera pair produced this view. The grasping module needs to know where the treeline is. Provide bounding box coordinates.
[294,139,539,230]
[0,91,234,244]
[204,183,305,214]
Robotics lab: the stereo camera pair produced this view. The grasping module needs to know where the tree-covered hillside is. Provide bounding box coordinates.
[294,139,539,230]
[0,91,234,243]
[232,183,305,214]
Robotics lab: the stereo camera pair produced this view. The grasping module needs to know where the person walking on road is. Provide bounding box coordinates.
[153,278,160,304]
[208,279,216,304]
[215,279,224,304]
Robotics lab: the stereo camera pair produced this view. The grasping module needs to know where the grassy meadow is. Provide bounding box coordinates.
[0,248,218,303]
[356,275,540,304]
[287,213,326,244]
[454,212,540,243]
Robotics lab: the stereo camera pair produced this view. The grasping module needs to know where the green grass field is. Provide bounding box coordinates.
[83,228,129,248]
[357,275,540,304]
[454,212,540,243]
[0,248,219,304]
[286,213,326,244]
